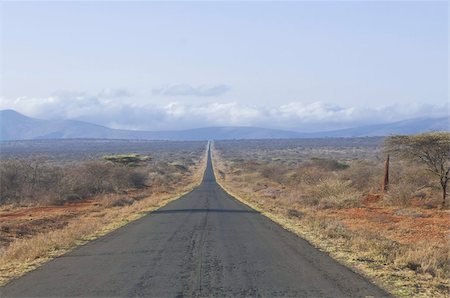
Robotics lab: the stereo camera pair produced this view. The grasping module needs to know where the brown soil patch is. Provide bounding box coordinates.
[323,206,450,246]
[0,200,95,222]
[363,194,382,204]
[0,199,101,248]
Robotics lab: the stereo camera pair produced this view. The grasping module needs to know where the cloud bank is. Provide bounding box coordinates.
[0,90,447,132]
[152,84,231,97]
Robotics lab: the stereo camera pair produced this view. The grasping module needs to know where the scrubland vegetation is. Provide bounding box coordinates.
[0,140,207,284]
[213,135,449,297]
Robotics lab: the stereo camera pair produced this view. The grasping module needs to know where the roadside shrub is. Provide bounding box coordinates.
[384,164,437,206]
[307,216,351,240]
[341,161,381,192]
[0,159,65,204]
[63,193,82,202]
[108,197,135,207]
[0,160,25,202]
[0,159,154,206]
[396,243,449,279]
[302,178,362,208]
[68,162,116,198]
[287,208,304,218]
[127,170,148,188]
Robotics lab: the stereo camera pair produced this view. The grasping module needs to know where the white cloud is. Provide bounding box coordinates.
[0,91,447,132]
[276,102,357,122]
[165,102,262,126]
[97,88,132,99]
[152,84,231,97]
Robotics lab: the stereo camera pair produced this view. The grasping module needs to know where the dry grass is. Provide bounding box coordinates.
[302,178,362,208]
[0,146,208,285]
[212,142,449,297]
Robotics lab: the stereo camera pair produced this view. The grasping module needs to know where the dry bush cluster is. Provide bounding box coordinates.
[220,150,441,209]
[301,179,362,209]
[0,157,198,206]
[384,163,438,207]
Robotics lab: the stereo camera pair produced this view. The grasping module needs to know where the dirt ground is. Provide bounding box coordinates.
[322,197,449,247]
[0,188,157,249]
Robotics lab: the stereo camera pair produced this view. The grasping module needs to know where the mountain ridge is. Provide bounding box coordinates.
[0,109,448,141]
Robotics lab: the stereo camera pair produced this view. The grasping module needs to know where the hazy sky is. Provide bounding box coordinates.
[0,1,448,131]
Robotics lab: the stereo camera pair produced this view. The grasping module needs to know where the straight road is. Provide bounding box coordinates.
[1,146,389,297]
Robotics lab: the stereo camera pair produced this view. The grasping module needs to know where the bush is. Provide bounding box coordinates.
[0,160,24,202]
[341,161,381,192]
[260,163,288,184]
[66,162,115,198]
[397,243,449,279]
[108,197,135,207]
[0,159,65,204]
[310,158,349,171]
[103,154,151,167]
[0,159,152,205]
[170,163,188,172]
[287,208,304,218]
[384,183,414,206]
[63,193,82,202]
[303,178,362,208]
[384,163,437,206]
[295,165,331,185]
[127,170,148,188]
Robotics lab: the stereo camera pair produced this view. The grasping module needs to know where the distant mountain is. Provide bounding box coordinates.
[0,109,448,141]
[0,109,300,141]
[299,117,449,138]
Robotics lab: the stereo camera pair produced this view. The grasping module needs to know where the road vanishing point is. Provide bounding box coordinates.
[1,146,390,297]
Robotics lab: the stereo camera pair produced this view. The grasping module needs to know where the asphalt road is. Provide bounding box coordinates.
[1,146,390,297]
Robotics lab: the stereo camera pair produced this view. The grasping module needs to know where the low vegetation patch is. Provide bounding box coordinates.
[103,153,151,167]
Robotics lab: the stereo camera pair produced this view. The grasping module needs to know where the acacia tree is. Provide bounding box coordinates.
[385,132,450,207]
[103,154,151,167]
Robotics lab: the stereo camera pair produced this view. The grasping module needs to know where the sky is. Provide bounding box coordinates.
[0,1,448,132]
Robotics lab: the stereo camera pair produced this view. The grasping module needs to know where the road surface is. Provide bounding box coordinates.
[1,146,390,297]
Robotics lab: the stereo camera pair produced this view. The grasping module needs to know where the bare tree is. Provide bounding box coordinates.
[385,132,450,207]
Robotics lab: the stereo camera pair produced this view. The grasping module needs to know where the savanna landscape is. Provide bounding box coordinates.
[0,1,448,297]
[0,133,448,297]
[212,133,449,297]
